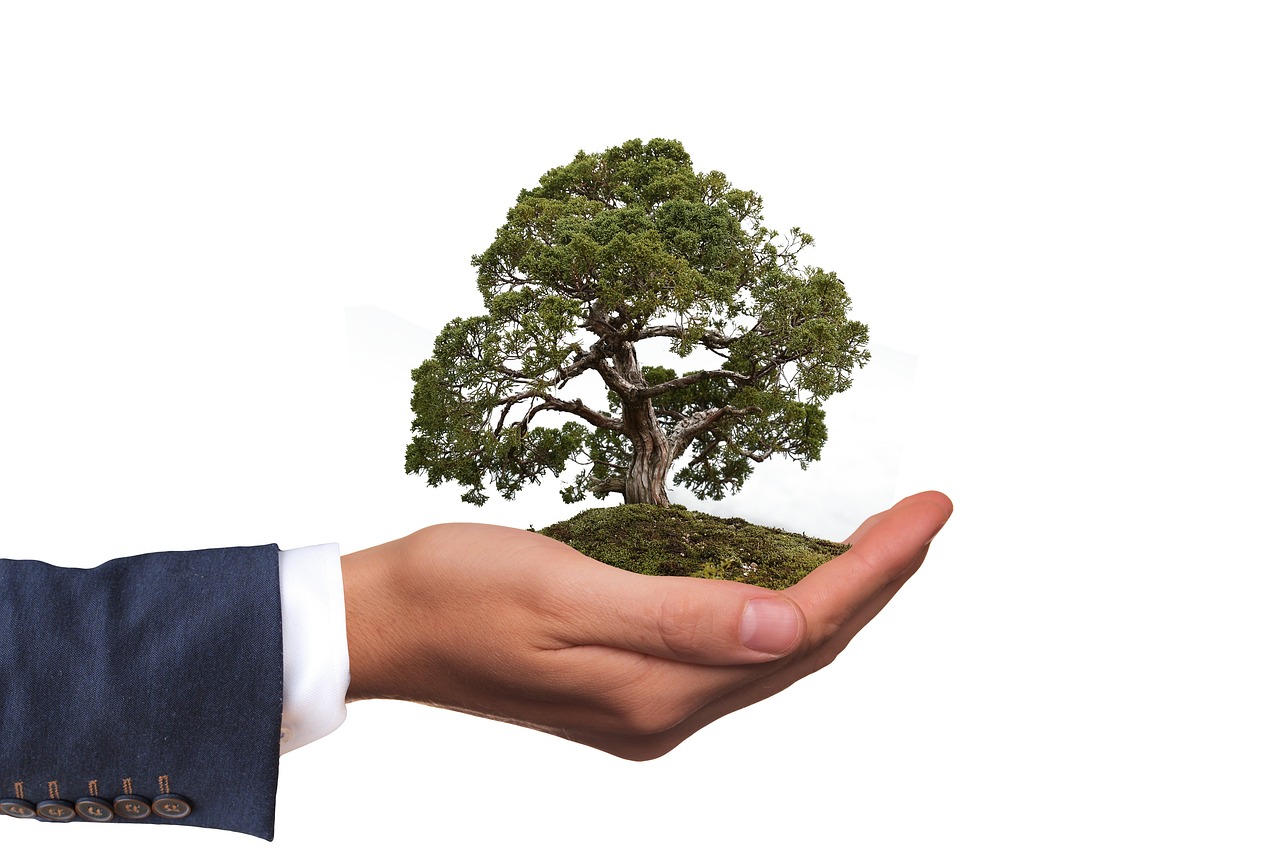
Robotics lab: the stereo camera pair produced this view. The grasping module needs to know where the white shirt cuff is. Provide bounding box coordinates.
[278,543,349,754]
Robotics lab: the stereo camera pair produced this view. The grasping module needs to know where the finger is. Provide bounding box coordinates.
[545,566,808,666]
[841,506,890,547]
[790,491,951,643]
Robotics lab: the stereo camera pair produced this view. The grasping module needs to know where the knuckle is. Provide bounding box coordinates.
[656,592,718,660]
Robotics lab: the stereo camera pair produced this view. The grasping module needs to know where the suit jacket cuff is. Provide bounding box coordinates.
[1,545,283,839]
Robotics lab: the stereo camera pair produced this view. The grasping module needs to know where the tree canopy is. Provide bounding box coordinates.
[407,138,869,507]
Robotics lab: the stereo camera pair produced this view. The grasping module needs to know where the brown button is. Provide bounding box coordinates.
[152,794,192,819]
[75,796,115,822]
[0,798,38,819]
[35,799,77,821]
[113,794,151,819]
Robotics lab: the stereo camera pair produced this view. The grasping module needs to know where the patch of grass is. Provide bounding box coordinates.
[537,504,849,590]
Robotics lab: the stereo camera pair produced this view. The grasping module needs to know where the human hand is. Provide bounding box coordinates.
[341,490,952,759]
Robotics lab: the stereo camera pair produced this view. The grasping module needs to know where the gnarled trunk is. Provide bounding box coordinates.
[614,340,673,506]
[624,432,672,505]
[620,387,673,506]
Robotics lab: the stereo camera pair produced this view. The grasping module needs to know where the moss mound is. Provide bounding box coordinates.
[538,504,849,590]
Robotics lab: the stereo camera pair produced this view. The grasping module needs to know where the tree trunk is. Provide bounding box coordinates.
[614,341,673,506]
[624,434,672,505]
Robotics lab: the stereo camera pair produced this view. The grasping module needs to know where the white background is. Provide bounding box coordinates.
[2,2,1276,850]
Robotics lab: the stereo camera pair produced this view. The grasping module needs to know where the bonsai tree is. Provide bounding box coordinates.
[407,138,869,508]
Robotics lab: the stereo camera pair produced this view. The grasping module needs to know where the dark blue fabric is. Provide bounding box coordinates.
[0,545,283,840]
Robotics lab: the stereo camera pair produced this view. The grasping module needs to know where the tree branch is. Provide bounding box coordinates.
[494,363,532,380]
[489,387,623,435]
[682,436,724,471]
[493,398,520,434]
[556,347,602,388]
[636,368,753,399]
[571,450,627,473]
[587,475,625,496]
[637,325,741,350]
[587,344,642,400]
[537,394,624,432]
[669,405,762,459]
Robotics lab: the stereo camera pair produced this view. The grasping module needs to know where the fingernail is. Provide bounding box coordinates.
[740,598,801,655]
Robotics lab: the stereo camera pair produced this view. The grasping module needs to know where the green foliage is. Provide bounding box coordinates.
[407,138,869,506]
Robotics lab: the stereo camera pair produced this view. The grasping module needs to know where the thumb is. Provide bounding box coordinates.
[550,568,806,665]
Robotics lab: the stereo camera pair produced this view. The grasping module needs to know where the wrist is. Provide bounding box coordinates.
[341,538,404,703]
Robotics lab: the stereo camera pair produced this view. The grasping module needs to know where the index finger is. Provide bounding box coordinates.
[789,490,952,642]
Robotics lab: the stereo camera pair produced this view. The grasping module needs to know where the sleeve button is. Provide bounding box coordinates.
[112,794,152,819]
[75,797,116,822]
[152,794,192,819]
[0,798,38,818]
[35,800,77,821]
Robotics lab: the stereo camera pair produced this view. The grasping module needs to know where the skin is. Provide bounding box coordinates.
[342,490,952,760]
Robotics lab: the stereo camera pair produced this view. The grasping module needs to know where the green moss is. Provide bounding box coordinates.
[537,504,849,590]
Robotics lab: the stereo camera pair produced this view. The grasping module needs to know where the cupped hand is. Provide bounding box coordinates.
[341,490,952,759]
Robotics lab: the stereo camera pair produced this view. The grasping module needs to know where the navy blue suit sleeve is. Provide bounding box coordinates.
[0,545,284,840]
